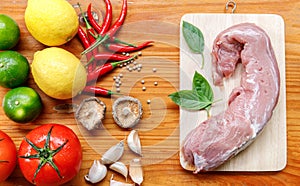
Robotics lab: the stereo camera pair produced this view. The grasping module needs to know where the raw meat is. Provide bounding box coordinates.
[181,23,280,173]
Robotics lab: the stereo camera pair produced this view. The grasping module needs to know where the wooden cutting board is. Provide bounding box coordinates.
[179,14,286,172]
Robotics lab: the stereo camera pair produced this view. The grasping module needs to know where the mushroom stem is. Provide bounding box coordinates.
[122,107,131,116]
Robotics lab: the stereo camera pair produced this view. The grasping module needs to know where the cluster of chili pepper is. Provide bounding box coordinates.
[76,0,153,97]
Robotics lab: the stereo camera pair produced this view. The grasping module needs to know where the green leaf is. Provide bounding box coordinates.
[182,21,205,54]
[192,71,213,102]
[168,90,212,110]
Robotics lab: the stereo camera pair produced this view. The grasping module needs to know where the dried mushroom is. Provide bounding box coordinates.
[75,97,106,130]
[112,96,143,129]
[53,103,78,113]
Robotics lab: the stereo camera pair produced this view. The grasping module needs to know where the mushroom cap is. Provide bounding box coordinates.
[75,97,106,130]
[112,96,143,129]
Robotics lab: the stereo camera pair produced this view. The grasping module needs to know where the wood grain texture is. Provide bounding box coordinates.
[0,0,299,185]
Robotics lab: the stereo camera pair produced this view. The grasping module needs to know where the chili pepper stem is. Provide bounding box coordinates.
[110,54,138,67]
[85,56,96,68]
[108,90,123,96]
[113,38,136,47]
[81,34,110,55]
[77,3,92,30]
[85,53,137,69]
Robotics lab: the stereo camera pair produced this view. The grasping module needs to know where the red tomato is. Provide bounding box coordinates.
[0,130,17,182]
[18,124,82,186]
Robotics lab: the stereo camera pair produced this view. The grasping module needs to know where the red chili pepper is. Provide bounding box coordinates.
[77,27,90,49]
[87,2,134,47]
[87,3,102,33]
[82,0,127,55]
[87,1,112,35]
[94,53,131,61]
[78,27,95,68]
[105,41,154,53]
[105,0,127,38]
[78,3,98,72]
[87,54,137,83]
[83,86,116,97]
[100,0,113,35]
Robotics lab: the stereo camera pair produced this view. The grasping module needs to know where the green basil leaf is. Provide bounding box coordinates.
[182,21,204,54]
[168,90,212,110]
[192,71,213,102]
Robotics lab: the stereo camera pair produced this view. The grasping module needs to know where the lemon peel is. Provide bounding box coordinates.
[31,47,87,100]
[25,0,79,46]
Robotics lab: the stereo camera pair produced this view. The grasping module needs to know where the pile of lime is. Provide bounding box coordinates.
[0,50,43,123]
[0,0,86,123]
[0,15,43,124]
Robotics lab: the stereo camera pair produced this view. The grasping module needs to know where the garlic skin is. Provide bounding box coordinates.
[85,160,107,184]
[101,140,125,164]
[110,175,134,186]
[109,161,128,180]
[127,130,142,156]
[129,158,143,185]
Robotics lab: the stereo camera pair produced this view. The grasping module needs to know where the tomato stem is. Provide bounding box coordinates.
[19,126,68,182]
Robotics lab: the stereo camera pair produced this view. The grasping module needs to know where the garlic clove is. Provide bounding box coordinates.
[110,175,134,186]
[129,158,143,185]
[109,161,128,181]
[127,130,142,156]
[85,160,107,184]
[101,140,125,164]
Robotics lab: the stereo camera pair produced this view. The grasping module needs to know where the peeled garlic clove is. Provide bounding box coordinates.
[85,160,107,184]
[127,130,142,156]
[109,161,128,180]
[129,158,143,185]
[101,140,125,164]
[110,175,134,186]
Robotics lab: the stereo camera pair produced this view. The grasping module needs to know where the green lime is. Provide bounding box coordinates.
[2,87,43,123]
[0,51,30,88]
[0,14,20,50]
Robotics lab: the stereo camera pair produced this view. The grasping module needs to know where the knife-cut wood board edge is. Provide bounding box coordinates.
[179,14,287,172]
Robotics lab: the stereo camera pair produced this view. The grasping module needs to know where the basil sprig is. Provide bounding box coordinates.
[182,21,205,68]
[169,71,213,111]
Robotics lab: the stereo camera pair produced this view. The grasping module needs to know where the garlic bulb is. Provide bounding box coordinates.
[129,158,143,185]
[110,175,134,186]
[85,160,107,183]
[109,161,128,180]
[127,130,142,156]
[101,140,125,164]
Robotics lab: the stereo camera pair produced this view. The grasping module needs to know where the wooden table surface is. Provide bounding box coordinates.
[1,0,300,185]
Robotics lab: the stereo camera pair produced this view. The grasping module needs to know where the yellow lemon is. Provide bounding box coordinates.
[25,0,79,46]
[31,47,87,100]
